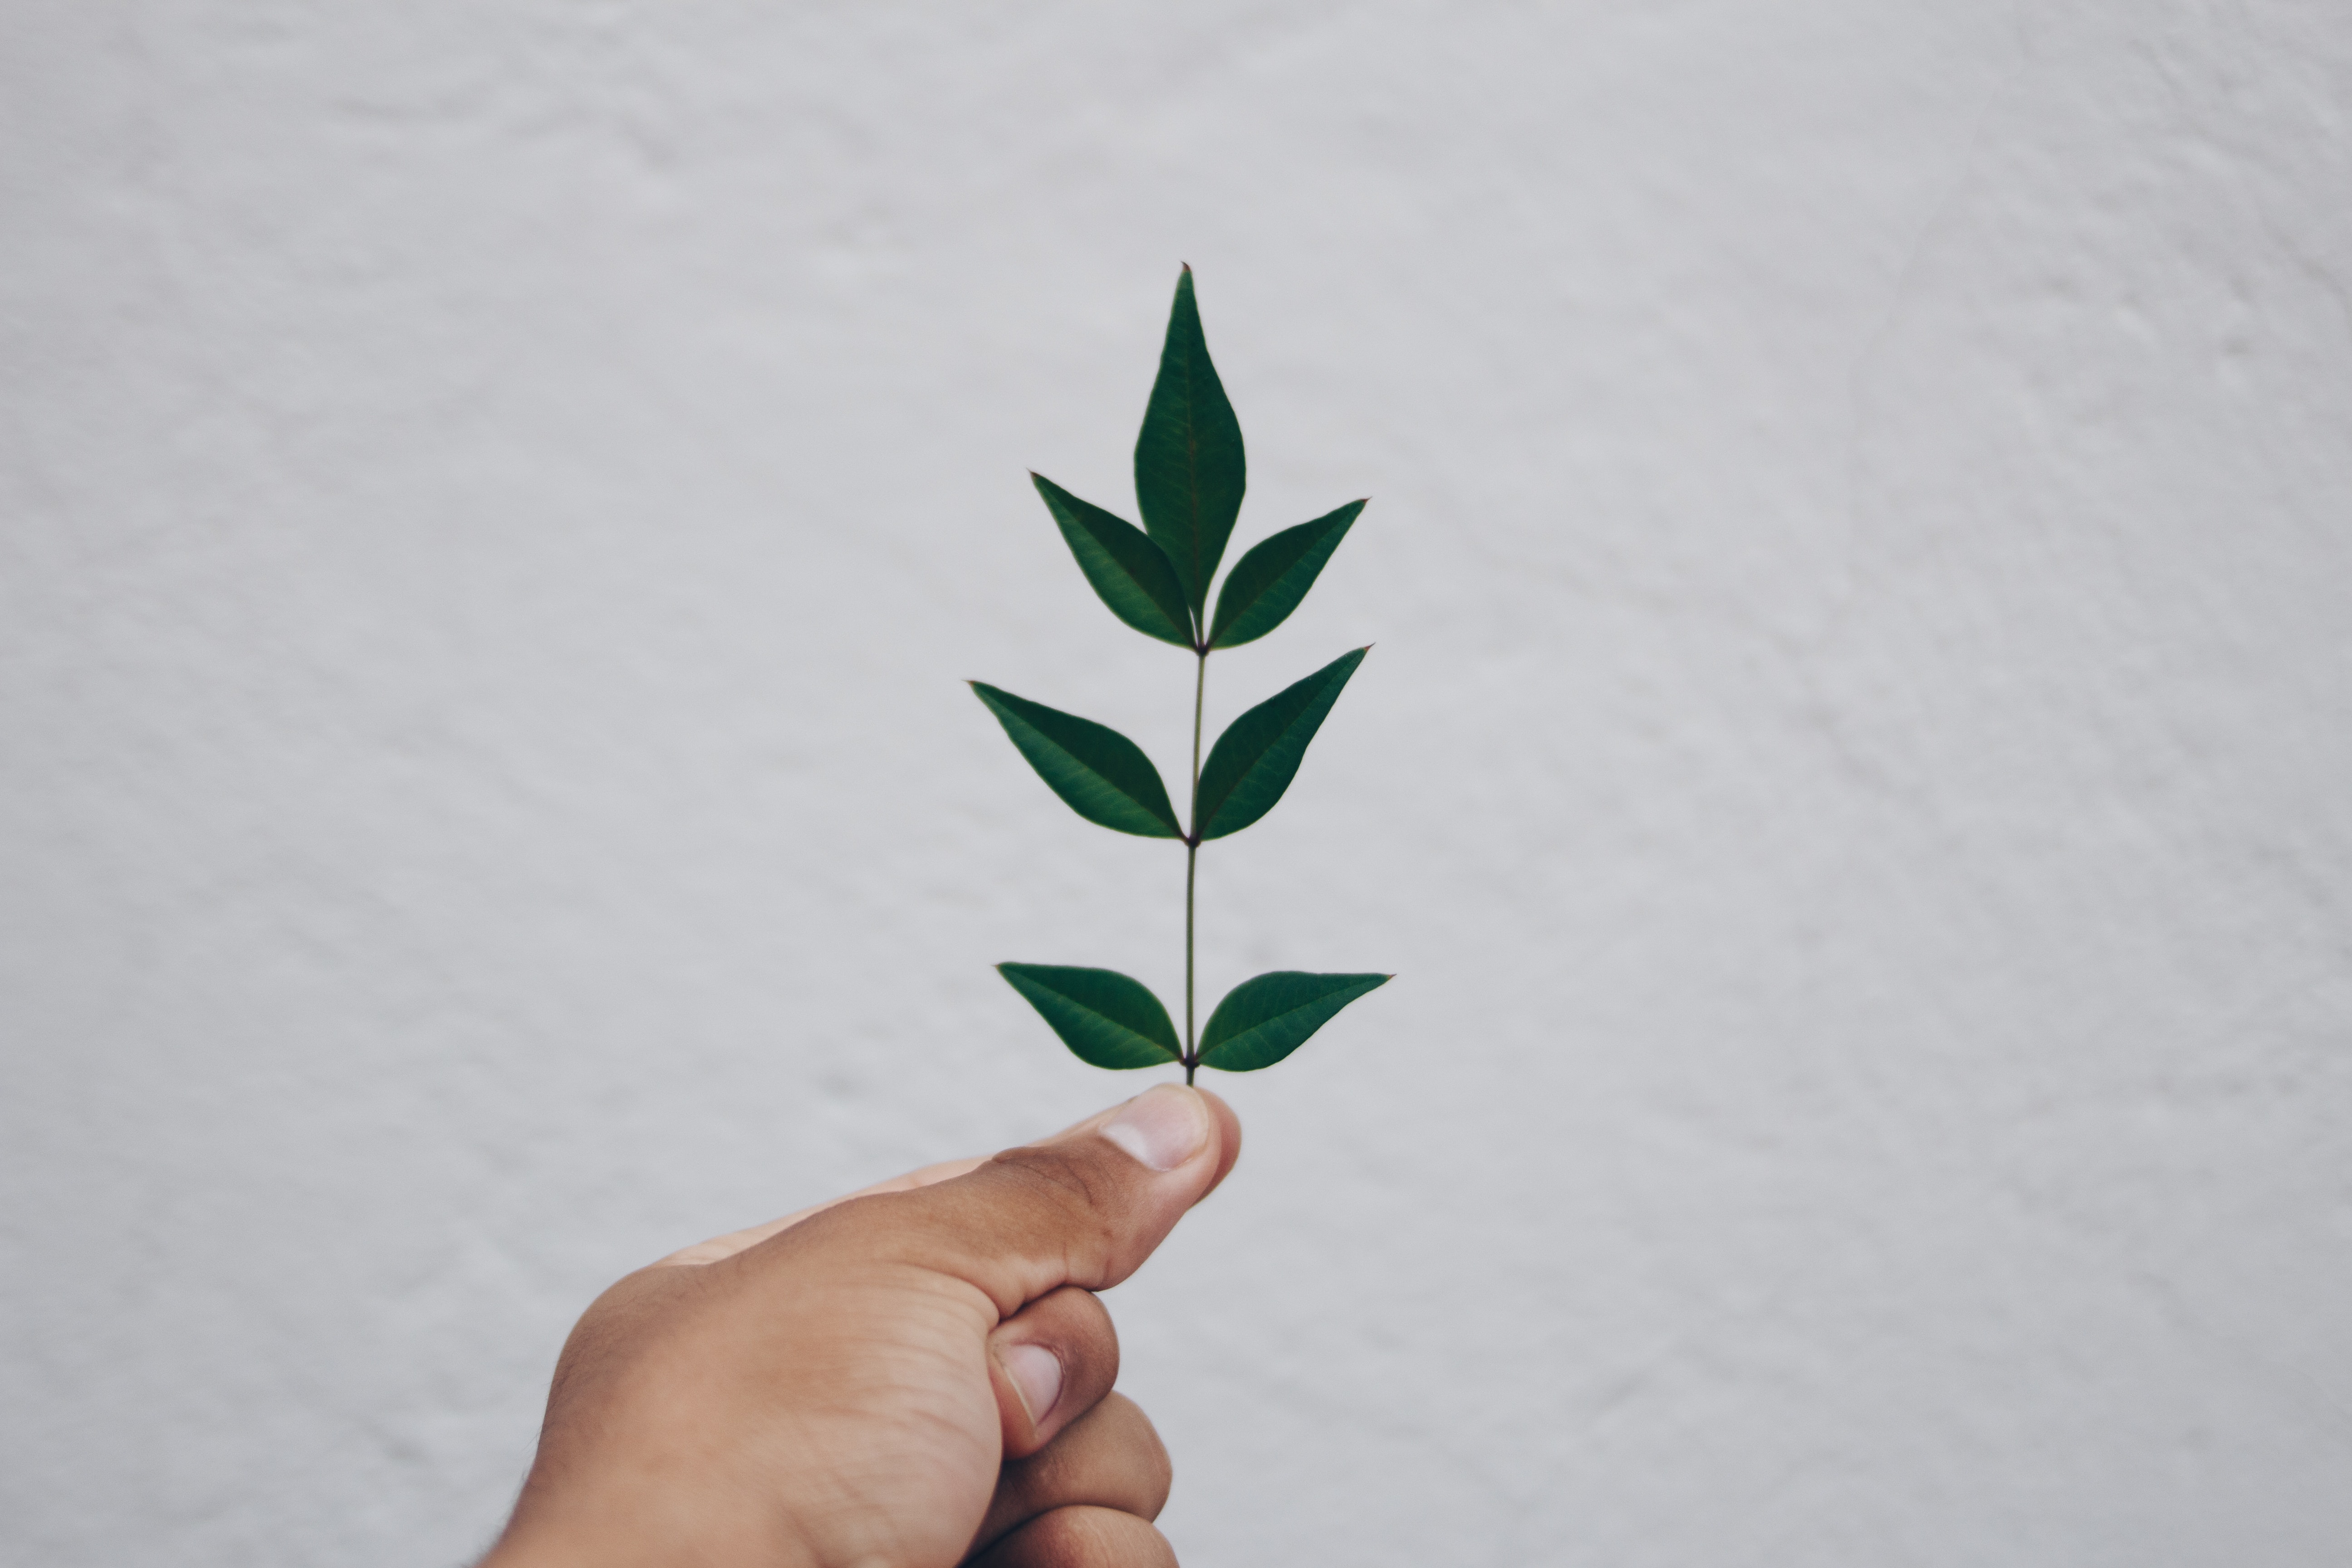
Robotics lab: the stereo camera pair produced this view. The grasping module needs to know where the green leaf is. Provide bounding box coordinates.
[1033,473,1195,648]
[1198,970,1390,1072]
[999,963,1184,1069]
[1133,266,1246,623]
[1207,500,1366,650]
[1193,647,1367,840]
[971,683,1182,838]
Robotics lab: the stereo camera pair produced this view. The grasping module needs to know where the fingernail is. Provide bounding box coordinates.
[1000,1342,1063,1424]
[1100,1085,1209,1173]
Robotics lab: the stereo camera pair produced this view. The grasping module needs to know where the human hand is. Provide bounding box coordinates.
[480,1084,1242,1568]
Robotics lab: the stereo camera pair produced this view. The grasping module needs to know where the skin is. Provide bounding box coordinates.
[481,1084,1243,1568]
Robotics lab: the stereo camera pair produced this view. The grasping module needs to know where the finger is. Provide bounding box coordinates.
[665,1090,1240,1272]
[989,1286,1119,1458]
[968,1504,1177,1568]
[971,1393,1170,1556]
[857,1084,1240,1318]
[654,1156,988,1266]
[1196,1088,1241,1200]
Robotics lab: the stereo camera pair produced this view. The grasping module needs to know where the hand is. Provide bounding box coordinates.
[480,1084,1243,1568]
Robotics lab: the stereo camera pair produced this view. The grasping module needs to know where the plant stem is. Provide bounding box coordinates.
[1184,842,1197,1084]
[1184,645,1206,1083]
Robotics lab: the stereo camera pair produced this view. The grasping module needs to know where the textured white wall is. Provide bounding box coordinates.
[5,3,2349,1563]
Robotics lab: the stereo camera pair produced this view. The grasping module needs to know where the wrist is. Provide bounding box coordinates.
[481,1485,823,1568]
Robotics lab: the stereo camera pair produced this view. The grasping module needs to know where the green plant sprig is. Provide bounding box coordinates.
[976,268,1388,1084]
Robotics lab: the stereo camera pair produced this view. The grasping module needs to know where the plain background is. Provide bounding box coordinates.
[5,3,2349,1564]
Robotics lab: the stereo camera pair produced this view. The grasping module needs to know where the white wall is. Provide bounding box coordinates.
[5,3,2349,1563]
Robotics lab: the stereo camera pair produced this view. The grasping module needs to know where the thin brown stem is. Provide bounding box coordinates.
[1183,840,1198,1084]
[1184,646,1206,1079]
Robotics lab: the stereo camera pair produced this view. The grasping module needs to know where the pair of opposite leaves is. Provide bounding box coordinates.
[975,267,1387,1074]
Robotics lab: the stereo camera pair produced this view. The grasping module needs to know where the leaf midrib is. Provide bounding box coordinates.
[1210,982,1369,1049]
[1181,343,1205,623]
[1035,717,1166,829]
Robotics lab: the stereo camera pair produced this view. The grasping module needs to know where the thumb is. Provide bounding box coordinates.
[844,1085,1242,1319]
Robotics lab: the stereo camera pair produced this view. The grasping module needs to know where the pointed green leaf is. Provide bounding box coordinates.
[999,963,1183,1069]
[1133,266,1246,622]
[1193,647,1367,840]
[1198,970,1390,1072]
[1207,500,1366,650]
[971,683,1182,838]
[1032,473,1195,647]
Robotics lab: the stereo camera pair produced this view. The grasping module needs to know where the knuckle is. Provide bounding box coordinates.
[1111,1396,1174,1513]
[1145,1423,1172,1505]
[989,1506,1171,1568]
[990,1147,1124,1253]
